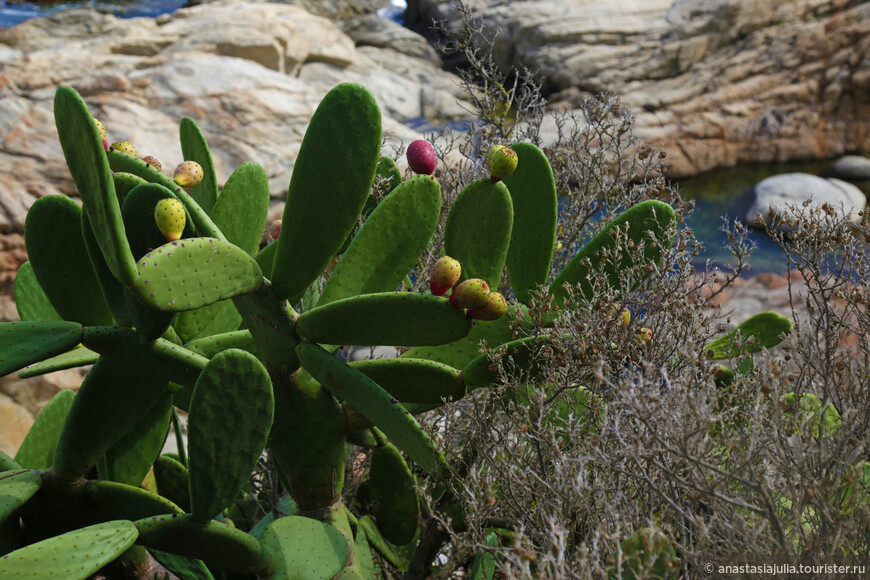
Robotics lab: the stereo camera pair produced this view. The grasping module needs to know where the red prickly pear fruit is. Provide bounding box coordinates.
[142,156,162,172]
[487,145,518,182]
[154,198,186,242]
[467,292,507,321]
[407,140,436,175]
[94,119,109,150]
[449,278,490,310]
[430,256,461,296]
[268,219,282,242]
[173,161,204,188]
[111,141,137,157]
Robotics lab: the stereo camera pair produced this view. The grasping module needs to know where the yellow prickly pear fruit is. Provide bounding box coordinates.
[430,256,461,296]
[620,309,631,327]
[448,278,490,310]
[154,198,186,242]
[142,156,162,171]
[487,145,518,182]
[173,161,204,188]
[467,291,508,321]
[111,141,137,157]
[94,118,108,150]
[637,327,653,344]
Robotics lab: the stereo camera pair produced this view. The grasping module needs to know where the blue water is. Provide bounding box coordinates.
[0,0,185,26]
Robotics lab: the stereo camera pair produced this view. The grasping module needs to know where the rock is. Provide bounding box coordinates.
[341,13,441,62]
[0,392,33,458]
[406,0,870,177]
[743,173,867,231]
[830,155,870,181]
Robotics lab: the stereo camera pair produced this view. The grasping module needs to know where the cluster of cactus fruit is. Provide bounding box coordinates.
[0,81,796,579]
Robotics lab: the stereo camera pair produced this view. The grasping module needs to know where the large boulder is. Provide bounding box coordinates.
[830,155,870,181]
[743,173,867,231]
[406,0,870,177]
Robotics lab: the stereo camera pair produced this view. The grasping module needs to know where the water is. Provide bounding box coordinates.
[676,159,869,274]
[0,0,185,27]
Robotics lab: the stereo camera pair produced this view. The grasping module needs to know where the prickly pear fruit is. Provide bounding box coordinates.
[621,309,631,327]
[637,327,653,344]
[407,140,436,176]
[487,145,518,182]
[449,278,490,310]
[268,219,282,242]
[430,256,461,296]
[173,161,204,188]
[467,291,507,321]
[154,198,186,242]
[111,141,137,157]
[142,156,162,172]
[94,119,108,150]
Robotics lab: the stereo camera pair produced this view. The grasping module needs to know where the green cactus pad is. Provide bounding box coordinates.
[81,213,134,327]
[369,442,420,545]
[296,341,445,473]
[0,520,138,580]
[444,178,514,289]
[188,349,274,523]
[153,455,191,512]
[318,175,442,306]
[149,549,214,580]
[349,521,376,579]
[358,515,404,570]
[260,515,351,580]
[107,149,226,241]
[550,200,675,306]
[24,195,114,326]
[174,301,243,344]
[375,155,402,194]
[402,305,526,369]
[297,293,472,347]
[180,118,220,215]
[704,311,792,360]
[13,389,75,470]
[502,142,558,304]
[81,326,207,388]
[52,355,170,480]
[184,330,255,359]
[349,358,464,404]
[272,83,382,300]
[85,479,183,521]
[0,451,20,473]
[104,394,172,488]
[19,346,96,378]
[462,336,549,389]
[129,238,263,312]
[211,162,270,257]
[54,86,139,286]
[0,321,82,379]
[0,470,42,523]
[232,281,300,371]
[781,392,841,438]
[112,172,149,204]
[13,262,60,322]
[134,514,270,574]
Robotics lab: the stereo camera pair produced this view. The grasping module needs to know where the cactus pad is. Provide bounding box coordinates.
[0,520,139,580]
[179,118,219,214]
[211,162,270,257]
[13,262,60,322]
[103,394,172,488]
[318,174,442,306]
[260,515,351,580]
[369,442,420,545]
[272,83,382,300]
[188,349,273,522]
[13,389,75,470]
[130,238,263,312]
[350,358,464,404]
[153,455,191,512]
[297,292,472,347]
[296,341,445,473]
[0,470,42,523]
[0,321,82,379]
[704,311,792,360]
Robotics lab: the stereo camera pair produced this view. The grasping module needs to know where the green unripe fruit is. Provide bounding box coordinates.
[94,118,108,150]
[111,141,137,157]
[448,278,490,310]
[467,291,507,321]
[142,156,162,172]
[174,161,204,188]
[487,145,518,182]
[430,256,461,296]
[154,198,186,242]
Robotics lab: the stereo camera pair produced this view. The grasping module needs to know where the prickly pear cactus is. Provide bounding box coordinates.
[2,81,685,578]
